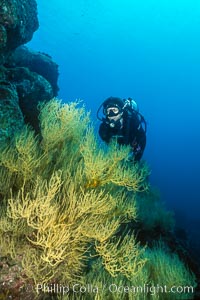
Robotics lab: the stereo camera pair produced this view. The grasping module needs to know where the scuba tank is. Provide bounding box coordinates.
[123,98,147,133]
[123,97,139,112]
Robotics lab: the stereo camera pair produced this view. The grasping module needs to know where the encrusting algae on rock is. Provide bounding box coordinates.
[0,98,197,299]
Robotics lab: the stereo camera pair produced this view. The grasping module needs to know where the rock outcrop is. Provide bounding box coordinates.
[0,0,59,141]
[0,0,39,65]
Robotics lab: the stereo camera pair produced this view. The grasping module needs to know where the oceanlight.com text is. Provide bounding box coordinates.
[36,283,195,296]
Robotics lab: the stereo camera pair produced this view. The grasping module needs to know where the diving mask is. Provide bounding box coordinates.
[105,106,121,117]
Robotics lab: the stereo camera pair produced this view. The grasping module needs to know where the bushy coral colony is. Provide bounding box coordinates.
[0,0,198,298]
[0,99,197,299]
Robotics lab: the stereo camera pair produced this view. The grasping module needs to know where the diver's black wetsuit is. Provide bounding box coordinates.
[99,110,146,161]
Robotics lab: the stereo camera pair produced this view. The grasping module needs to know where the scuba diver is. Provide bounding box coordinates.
[97,96,147,161]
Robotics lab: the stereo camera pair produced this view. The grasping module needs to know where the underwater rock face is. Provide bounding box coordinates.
[5,46,59,96]
[4,66,54,132]
[0,80,24,144]
[0,0,39,65]
[0,0,59,135]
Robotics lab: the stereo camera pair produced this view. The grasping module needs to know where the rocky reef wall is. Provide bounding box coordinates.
[0,0,59,140]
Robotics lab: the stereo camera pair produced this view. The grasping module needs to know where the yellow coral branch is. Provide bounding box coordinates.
[81,130,150,191]
[95,235,146,279]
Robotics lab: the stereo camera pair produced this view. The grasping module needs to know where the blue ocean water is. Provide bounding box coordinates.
[28,0,200,234]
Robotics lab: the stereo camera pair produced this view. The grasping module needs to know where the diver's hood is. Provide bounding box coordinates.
[97,97,124,121]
